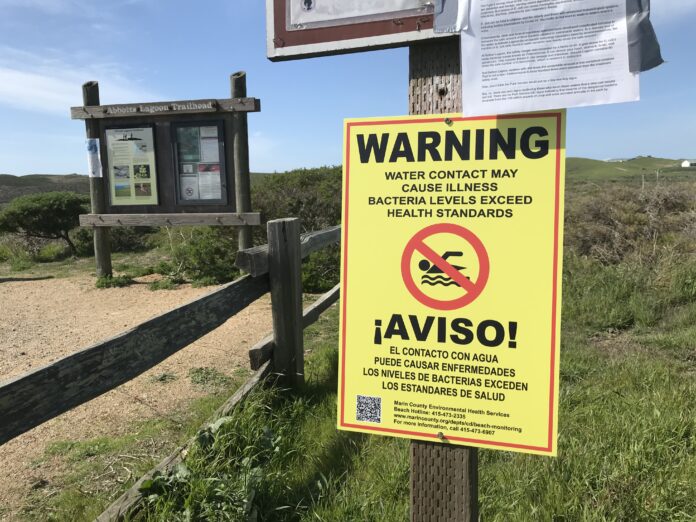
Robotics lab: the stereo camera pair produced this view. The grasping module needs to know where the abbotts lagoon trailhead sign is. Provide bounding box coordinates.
[337,112,566,456]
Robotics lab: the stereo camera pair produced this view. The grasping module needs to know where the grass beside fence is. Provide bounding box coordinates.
[132,301,696,520]
[22,369,252,522]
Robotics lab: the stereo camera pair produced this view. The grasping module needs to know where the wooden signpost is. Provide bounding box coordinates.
[408,38,478,522]
[72,74,261,275]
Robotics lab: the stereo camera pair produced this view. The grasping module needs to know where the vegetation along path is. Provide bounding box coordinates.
[0,272,273,520]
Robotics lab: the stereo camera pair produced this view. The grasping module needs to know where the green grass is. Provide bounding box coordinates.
[8,162,696,520]
[95,274,135,288]
[23,374,253,522]
[188,367,235,389]
[129,296,696,521]
[566,156,682,182]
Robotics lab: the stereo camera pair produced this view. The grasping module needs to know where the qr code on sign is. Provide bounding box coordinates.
[356,395,381,423]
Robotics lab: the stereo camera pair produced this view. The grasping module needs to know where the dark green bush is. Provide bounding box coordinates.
[73,226,155,257]
[302,245,340,293]
[95,275,134,288]
[0,191,88,256]
[172,227,239,284]
[252,166,342,235]
[252,166,342,292]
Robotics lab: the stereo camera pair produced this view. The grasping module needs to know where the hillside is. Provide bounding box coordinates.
[566,156,688,181]
[0,173,277,206]
[0,174,90,205]
[1,158,693,207]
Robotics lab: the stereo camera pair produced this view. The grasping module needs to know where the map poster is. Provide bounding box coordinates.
[105,127,158,206]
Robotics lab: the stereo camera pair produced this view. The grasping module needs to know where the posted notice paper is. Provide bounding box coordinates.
[461,0,639,116]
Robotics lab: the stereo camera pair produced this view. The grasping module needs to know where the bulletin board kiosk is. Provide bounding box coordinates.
[72,88,261,227]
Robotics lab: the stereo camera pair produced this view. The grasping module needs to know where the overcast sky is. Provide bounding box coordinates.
[0,1,694,175]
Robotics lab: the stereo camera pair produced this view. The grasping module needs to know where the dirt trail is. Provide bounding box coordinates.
[0,275,273,520]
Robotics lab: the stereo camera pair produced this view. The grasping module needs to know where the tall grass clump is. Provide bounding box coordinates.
[564,180,696,331]
[134,309,410,522]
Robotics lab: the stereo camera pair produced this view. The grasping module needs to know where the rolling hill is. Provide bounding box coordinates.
[0,174,90,205]
[1,157,693,206]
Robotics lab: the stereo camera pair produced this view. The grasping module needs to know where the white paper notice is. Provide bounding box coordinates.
[200,139,220,163]
[460,0,640,116]
[199,172,222,200]
[180,176,199,200]
[86,139,102,178]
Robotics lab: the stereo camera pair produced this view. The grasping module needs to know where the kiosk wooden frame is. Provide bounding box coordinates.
[72,94,261,224]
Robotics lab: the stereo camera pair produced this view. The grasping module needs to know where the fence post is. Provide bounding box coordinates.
[408,37,479,522]
[267,218,304,387]
[82,81,112,277]
[231,71,253,251]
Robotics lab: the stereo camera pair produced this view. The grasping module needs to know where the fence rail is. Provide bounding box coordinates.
[248,283,340,370]
[236,224,341,276]
[0,275,270,446]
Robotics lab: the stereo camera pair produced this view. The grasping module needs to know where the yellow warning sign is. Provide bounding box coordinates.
[337,112,566,456]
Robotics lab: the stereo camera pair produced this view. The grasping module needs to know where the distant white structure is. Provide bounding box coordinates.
[682,160,696,168]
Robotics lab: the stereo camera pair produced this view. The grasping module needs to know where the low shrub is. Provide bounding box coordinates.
[36,242,69,263]
[253,166,342,293]
[302,245,340,293]
[95,275,134,289]
[170,227,239,285]
[73,227,155,257]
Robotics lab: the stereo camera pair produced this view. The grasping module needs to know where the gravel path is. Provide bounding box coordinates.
[0,275,273,520]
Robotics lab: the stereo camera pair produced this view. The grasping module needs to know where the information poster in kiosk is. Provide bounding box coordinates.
[175,124,226,203]
[105,127,159,206]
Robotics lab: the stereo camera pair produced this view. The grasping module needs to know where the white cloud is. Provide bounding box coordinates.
[0,47,162,115]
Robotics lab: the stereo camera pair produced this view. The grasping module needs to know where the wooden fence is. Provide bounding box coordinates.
[0,218,341,520]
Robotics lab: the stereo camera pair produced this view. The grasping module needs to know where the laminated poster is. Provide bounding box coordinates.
[338,112,566,456]
[105,127,158,206]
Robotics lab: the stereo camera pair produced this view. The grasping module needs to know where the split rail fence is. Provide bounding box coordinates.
[0,218,341,521]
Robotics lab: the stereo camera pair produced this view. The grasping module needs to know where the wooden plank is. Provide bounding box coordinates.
[301,224,341,259]
[248,284,340,370]
[96,361,272,522]
[79,213,261,227]
[0,275,270,446]
[237,225,341,276]
[70,97,261,120]
[248,334,274,372]
[268,219,304,387]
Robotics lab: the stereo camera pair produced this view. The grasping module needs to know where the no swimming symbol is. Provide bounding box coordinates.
[401,223,490,311]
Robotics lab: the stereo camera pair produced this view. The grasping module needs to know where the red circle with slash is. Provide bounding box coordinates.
[401,223,490,311]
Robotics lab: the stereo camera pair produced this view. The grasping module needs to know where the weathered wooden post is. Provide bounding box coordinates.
[82,81,112,277]
[409,37,479,522]
[267,218,304,387]
[231,71,253,251]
